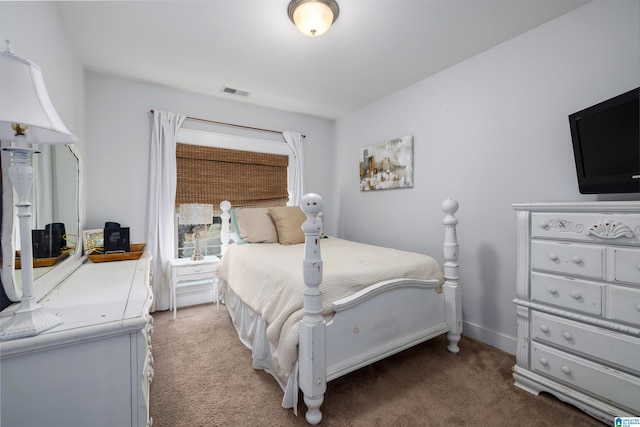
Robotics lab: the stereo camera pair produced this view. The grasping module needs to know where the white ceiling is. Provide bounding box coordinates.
[57,0,590,120]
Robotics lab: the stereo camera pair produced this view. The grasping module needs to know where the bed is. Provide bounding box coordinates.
[217,193,461,425]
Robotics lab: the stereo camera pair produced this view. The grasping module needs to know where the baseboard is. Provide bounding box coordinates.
[462,320,516,355]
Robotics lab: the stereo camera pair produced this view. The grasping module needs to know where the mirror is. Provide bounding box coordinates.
[1,143,83,306]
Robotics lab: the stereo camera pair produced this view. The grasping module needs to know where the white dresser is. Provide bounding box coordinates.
[512,201,640,423]
[0,253,154,427]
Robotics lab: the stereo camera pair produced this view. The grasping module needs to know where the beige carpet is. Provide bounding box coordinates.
[149,303,606,427]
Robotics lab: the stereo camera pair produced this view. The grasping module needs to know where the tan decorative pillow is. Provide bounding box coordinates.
[269,206,306,245]
[232,207,278,244]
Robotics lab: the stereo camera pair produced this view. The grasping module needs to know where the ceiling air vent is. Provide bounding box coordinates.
[221,86,249,97]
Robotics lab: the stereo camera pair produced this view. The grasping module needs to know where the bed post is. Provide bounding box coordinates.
[219,200,231,256]
[299,193,326,425]
[442,198,461,354]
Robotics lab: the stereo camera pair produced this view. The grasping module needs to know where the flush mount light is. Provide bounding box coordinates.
[288,0,339,37]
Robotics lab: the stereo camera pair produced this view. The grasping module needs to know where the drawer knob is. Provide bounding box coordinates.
[547,288,558,295]
[548,253,559,261]
[636,304,640,312]
[539,325,549,333]
[571,256,582,264]
[539,358,548,366]
[570,291,582,300]
[562,331,573,340]
[539,221,549,229]
[561,366,571,375]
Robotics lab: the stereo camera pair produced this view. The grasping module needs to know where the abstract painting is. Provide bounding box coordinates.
[360,135,414,191]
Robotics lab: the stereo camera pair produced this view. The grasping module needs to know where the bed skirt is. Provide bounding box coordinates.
[223,284,300,412]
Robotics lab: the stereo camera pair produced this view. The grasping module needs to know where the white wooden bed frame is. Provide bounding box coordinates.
[219,193,461,425]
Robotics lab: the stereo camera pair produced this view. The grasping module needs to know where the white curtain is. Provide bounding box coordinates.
[147,110,186,311]
[282,131,304,206]
[32,144,54,229]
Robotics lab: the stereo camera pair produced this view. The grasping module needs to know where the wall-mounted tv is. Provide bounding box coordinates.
[568,87,639,194]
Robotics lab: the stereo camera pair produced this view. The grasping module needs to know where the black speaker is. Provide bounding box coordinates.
[103,227,130,253]
[45,223,66,249]
[32,229,62,259]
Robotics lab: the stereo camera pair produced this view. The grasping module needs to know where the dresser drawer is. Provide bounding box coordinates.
[532,241,603,279]
[531,273,602,315]
[175,262,218,277]
[532,311,640,373]
[532,212,640,245]
[608,285,640,326]
[532,344,640,412]
[614,248,640,286]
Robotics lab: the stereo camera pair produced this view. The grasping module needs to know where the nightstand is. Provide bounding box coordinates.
[168,255,220,319]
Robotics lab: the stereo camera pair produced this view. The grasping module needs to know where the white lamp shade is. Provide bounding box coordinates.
[179,204,214,225]
[0,49,78,144]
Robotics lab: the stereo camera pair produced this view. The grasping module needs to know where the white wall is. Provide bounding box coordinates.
[334,0,640,353]
[0,2,85,160]
[84,73,336,242]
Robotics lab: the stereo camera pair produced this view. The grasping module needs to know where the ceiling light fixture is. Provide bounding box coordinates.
[288,0,339,37]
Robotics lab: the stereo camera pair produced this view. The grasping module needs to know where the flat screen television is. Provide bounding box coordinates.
[568,87,639,194]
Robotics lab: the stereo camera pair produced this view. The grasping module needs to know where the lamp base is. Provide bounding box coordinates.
[0,300,62,341]
[190,227,205,261]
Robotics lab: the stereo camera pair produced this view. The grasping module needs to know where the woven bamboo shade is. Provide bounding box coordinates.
[176,143,289,213]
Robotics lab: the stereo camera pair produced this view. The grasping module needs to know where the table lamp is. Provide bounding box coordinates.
[179,203,213,261]
[0,41,78,340]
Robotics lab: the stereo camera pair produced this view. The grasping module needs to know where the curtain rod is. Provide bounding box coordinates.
[149,109,305,138]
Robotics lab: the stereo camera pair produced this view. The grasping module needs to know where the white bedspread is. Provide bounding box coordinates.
[219,237,444,377]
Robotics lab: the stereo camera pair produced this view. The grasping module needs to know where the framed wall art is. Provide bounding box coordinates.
[82,229,103,254]
[360,135,413,191]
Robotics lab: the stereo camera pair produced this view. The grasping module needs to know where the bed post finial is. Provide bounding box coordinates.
[301,193,323,215]
[299,193,326,425]
[220,200,231,256]
[442,198,461,354]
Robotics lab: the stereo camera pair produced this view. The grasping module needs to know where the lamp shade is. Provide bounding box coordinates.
[179,204,213,225]
[288,0,339,37]
[0,44,78,144]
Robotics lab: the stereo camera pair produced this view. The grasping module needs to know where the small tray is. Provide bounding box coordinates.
[15,250,70,269]
[87,243,146,263]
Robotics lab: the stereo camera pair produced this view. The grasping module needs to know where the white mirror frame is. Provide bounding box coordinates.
[1,143,84,307]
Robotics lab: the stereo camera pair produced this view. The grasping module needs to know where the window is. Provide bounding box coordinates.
[174,130,292,258]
